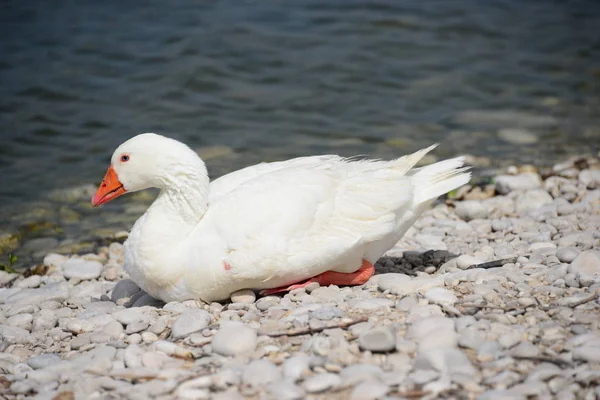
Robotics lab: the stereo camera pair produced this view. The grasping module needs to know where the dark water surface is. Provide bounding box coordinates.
[1,1,599,264]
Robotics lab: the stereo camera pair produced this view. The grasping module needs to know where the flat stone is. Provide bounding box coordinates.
[267,381,305,400]
[171,310,212,339]
[303,373,341,393]
[511,341,539,358]
[230,289,256,304]
[15,275,42,289]
[424,288,457,306]
[455,201,489,221]
[350,379,390,400]
[113,309,149,326]
[4,283,70,305]
[495,173,542,194]
[63,259,103,280]
[358,327,396,352]
[256,296,279,311]
[311,307,344,321]
[111,279,142,303]
[377,273,444,296]
[515,189,553,213]
[211,322,257,356]
[340,364,383,385]
[348,298,395,311]
[131,293,164,308]
[283,354,310,382]
[242,359,281,386]
[573,347,600,363]
[569,251,600,276]
[27,354,62,369]
[414,347,475,375]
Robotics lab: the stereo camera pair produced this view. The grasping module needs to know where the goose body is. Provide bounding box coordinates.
[93,134,470,302]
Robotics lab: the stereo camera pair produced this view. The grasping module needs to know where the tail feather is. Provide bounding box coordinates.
[410,156,471,205]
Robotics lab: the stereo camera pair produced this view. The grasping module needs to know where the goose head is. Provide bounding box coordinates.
[92,133,207,206]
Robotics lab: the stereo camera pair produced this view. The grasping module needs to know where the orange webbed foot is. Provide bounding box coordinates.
[260,260,375,296]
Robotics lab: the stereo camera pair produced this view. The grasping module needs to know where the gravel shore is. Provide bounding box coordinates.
[1,154,599,400]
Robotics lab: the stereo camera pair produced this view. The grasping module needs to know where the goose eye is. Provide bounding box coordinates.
[121,154,130,162]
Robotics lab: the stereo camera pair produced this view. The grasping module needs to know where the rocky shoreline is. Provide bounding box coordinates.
[1,154,600,400]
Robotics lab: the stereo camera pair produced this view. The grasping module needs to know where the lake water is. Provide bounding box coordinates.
[1,0,599,265]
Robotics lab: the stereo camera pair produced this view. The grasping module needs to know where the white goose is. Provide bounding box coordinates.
[92,133,469,302]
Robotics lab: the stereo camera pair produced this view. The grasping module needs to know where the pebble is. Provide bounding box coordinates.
[424,287,457,306]
[495,173,542,194]
[303,373,341,393]
[242,359,281,386]
[171,310,212,339]
[455,254,483,270]
[267,381,305,400]
[110,279,142,303]
[358,327,396,352]
[283,354,310,382]
[230,289,256,304]
[511,341,540,358]
[15,275,42,289]
[27,354,62,369]
[350,379,390,400]
[62,258,104,280]
[556,247,581,263]
[455,200,489,221]
[515,189,553,213]
[569,251,600,276]
[211,322,257,356]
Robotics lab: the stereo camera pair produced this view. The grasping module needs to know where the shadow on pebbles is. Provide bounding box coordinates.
[1,154,600,399]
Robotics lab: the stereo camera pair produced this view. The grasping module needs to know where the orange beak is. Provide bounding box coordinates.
[92,165,127,206]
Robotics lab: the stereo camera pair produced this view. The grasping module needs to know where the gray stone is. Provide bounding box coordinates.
[495,173,542,194]
[556,247,581,264]
[511,341,539,358]
[414,347,475,375]
[4,283,70,305]
[358,327,396,352]
[242,359,281,386]
[303,373,341,393]
[283,354,310,382]
[350,379,390,400]
[455,201,489,221]
[267,381,305,400]
[113,309,150,326]
[211,322,257,356]
[349,298,394,311]
[63,258,103,280]
[573,347,600,363]
[171,310,212,339]
[131,293,164,308]
[340,364,383,385]
[256,296,279,311]
[515,189,553,213]
[310,307,344,321]
[569,251,600,276]
[27,354,62,369]
[111,279,142,303]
